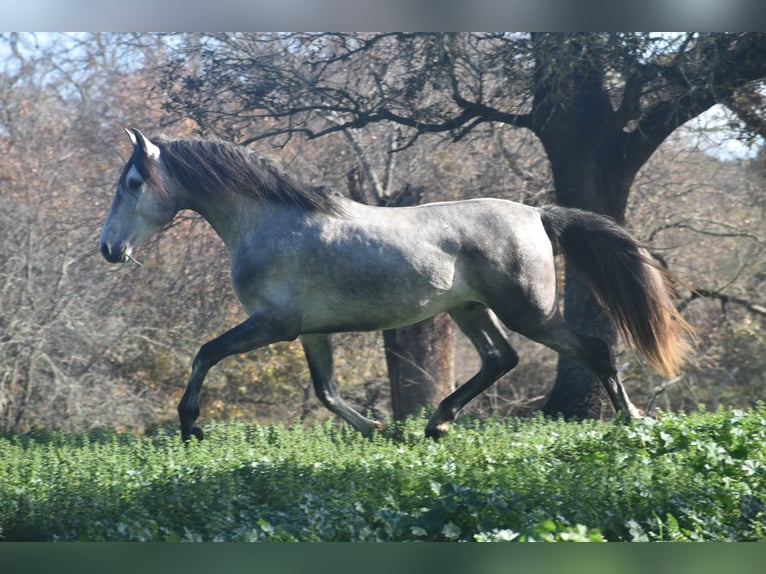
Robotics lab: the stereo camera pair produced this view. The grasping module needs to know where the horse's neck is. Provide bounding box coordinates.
[183,187,313,256]
[179,186,263,250]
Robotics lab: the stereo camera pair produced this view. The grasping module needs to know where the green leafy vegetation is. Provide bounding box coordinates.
[1,407,765,542]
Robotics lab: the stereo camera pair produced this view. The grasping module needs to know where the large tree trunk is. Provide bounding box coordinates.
[384,315,455,420]
[529,34,639,419]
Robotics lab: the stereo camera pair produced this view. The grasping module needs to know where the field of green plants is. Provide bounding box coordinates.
[1,407,765,542]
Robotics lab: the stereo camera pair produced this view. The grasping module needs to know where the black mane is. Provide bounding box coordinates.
[135,136,344,215]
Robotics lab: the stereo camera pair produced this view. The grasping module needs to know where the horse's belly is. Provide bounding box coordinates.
[299,270,464,334]
[299,296,454,333]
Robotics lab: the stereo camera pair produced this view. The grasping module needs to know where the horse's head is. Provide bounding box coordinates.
[99,128,176,264]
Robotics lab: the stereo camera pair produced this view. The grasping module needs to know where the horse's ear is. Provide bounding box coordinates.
[124,127,137,146]
[125,127,160,161]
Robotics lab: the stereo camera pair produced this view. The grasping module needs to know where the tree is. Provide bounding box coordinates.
[159,32,766,420]
[0,34,160,431]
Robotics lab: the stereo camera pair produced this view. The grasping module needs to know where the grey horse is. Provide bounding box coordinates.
[100,128,695,441]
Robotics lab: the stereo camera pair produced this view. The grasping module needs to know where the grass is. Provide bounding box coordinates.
[1,406,765,541]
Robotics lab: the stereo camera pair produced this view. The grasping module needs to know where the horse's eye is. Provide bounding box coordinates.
[127,178,142,191]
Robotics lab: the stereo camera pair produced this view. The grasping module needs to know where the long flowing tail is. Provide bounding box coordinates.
[539,205,695,378]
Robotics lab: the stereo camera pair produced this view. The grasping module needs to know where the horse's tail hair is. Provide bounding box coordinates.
[539,205,696,378]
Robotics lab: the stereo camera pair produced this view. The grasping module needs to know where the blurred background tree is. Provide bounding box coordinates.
[0,32,764,433]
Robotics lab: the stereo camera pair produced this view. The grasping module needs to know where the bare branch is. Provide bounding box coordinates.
[721,83,766,143]
[680,288,766,316]
[625,33,766,169]
[647,218,762,243]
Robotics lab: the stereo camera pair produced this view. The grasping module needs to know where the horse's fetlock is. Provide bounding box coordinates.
[178,400,199,422]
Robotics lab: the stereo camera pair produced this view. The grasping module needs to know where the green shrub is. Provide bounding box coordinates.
[1,407,765,541]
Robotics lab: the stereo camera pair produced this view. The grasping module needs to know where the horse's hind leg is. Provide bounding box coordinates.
[300,333,384,437]
[425,303,519,439]
[512,312,643,420]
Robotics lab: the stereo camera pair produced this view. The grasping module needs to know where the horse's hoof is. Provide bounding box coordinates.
[182,425,204,442]
[425,425,447,441]
[358,420,385,438]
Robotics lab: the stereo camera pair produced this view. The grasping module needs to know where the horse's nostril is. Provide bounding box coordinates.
[100,241,124,264]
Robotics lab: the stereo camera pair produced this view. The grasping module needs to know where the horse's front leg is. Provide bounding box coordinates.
[178,311,295,441]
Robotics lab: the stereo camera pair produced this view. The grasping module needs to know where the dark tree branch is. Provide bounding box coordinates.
[624,33,766,172]
[721,83,766,143]
[647,219,762,244]
[680,288,766,316]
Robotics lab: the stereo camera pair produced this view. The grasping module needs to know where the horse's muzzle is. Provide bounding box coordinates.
[100,241,127,264]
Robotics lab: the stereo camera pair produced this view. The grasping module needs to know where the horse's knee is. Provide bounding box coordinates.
[500,344,519,372]
[193,342,218,374]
